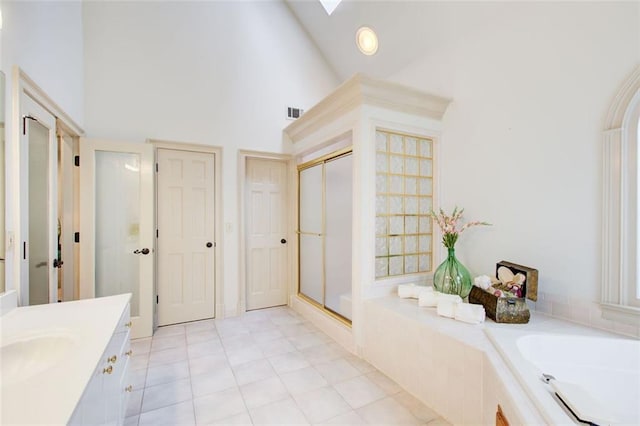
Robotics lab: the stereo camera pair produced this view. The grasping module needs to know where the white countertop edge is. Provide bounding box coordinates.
[1,294,132,425]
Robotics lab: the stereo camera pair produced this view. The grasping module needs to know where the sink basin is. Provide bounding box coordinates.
[1,330,78,387]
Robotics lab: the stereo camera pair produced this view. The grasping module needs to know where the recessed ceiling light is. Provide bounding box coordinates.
[356,26,378,56]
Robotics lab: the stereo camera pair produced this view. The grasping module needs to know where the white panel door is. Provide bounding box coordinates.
[246,158,288,310]
[157,149,215,325]
[80,139,154,339]
[20,94,58,306]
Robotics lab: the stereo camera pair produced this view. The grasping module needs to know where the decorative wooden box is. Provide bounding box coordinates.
[469,261,538,324]
[469,287,530,323]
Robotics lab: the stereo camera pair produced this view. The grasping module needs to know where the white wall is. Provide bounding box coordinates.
[0,0,84,293]
[83,1,339,316]
[389,2,639,315]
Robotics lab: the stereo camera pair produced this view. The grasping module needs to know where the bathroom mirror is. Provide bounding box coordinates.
[0,70,5,294]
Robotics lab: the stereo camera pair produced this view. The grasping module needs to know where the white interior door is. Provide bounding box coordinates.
[20,94,58,306]
[246,158,288,310]
[157,148,215,325]
[80,139,154,338]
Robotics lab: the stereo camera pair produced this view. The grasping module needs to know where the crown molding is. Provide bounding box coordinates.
[284,73,451,144]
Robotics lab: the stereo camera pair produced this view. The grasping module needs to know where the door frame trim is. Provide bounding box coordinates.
[238,150,293,314]
[9,66,84,303]
[149,139,224,326]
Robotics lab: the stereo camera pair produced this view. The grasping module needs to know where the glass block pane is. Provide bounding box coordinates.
[418,178,433,195]
[376,217,388,236]
[419,235,432,252]
[390,134,403,153]
[390,155,404,174]
[376,258,389,278]
[405,255,418,273]
[405,236,417,253]
[376,195,387,215]
[389,256,404,275]
[390,196,403,214]
[405,157,418,175]
[405,177,417,195]
[376,131,388,152]
[390,216,404,235]
[376,174,388,194]
[376,237,388,256]
[389,236,402,255]
[405,138,417,155]
[420,159,433,177]
[405,196,418,214]
[405,217,418,234]
[419,216,432,233]
[419,139,432,157]
[419,197,432,214]
[376,153,388,173]
[419,254,432,272]
[390,175,403,194]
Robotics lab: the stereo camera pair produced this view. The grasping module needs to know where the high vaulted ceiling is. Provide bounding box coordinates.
[285,0,451,81]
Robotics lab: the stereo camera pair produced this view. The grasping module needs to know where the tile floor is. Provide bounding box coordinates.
[125,306,451,425]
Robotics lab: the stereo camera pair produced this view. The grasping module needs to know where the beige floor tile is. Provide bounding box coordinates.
[268,351,310,374]
[279,366,328,395]
[141,378,192,413]
[138,400,195,426]
[315,358,362,384]
[356,396,421,425]
[193,387,247,424]
[333,376,386,409]
[366,370,403,395]
[248,397,310,425]
[190,365,237,397]
[240,376,290,409]
[316,410,367,425]
[293,386,352,423]
[232,358,277,386]
[145,360,190,387]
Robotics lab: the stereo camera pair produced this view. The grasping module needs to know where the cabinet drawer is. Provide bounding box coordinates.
[115,303,132,335]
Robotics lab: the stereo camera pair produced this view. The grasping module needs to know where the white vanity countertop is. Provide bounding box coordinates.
[0,294,131,425]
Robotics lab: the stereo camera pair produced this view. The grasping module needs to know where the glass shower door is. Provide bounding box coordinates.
[298,163,324,304]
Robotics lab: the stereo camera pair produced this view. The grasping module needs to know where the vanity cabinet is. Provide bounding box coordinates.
[68,303,132,425]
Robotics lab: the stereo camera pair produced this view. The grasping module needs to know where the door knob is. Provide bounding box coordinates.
[133,248,150,255]
[206,242,213,248]
[281,239,287,244]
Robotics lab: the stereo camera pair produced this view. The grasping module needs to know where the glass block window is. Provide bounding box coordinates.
[375,130,433,278]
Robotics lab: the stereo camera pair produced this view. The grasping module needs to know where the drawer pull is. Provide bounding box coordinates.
[103,365,113,375]
[125,321,133,328]
[125,350,133,357]
[125,385,133,393]
[107,355,117,364]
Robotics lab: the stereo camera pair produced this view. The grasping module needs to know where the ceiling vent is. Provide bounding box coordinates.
[287,107,304,120]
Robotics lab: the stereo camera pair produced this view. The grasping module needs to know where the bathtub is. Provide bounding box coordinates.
[486,327,640,425]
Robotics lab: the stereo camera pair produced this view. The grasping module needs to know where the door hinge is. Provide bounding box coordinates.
[155,163,158,172]
[156,229,159,238]
[74,232,80,243]
[156,295,159,304]
[22,115,37,135]
[74,156,80,167]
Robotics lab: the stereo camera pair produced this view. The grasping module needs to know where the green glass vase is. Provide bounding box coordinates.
[433,247,473,299]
